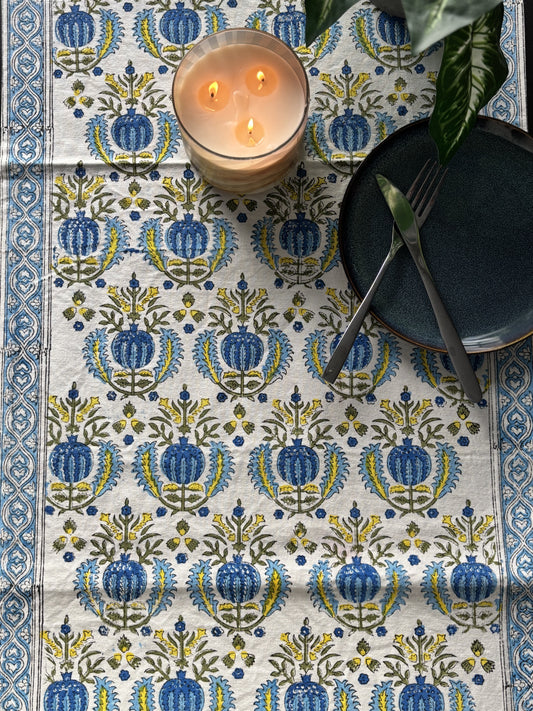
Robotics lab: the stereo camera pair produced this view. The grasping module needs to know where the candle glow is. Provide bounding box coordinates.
[245,63,277,96]
[198,78,229,111]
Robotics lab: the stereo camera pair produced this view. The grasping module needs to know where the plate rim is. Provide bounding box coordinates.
[338,116,533,354]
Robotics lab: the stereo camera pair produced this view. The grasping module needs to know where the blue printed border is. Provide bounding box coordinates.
[496,340,533,711]
[0,2,529,711]
[0,1,45,710]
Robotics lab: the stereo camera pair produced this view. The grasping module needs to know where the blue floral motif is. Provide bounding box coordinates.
[272,4,306,48]
[134,440,233,514]
[159,671,204,711]
[43,673,89,711]
[304,330,400,400]
[134,4,228,67]
[398,676,444,711]
[159,3,201,44]
[284,675,328,711]
[53,7,123,76]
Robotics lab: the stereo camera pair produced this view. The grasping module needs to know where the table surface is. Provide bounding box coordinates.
[0,3,531,711]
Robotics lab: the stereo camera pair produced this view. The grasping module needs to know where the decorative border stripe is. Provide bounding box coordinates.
[496,339,533,710]
[0,1,44,710]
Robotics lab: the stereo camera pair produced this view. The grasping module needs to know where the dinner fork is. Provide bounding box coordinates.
[323,160,447,384]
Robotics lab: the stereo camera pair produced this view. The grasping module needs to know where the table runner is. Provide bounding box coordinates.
[1,2,530,710]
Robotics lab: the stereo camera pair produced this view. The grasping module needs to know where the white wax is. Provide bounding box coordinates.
[174,43,306,158]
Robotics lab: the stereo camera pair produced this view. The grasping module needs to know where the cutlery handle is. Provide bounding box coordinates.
[323,247,399,383]
[407,242,482,403]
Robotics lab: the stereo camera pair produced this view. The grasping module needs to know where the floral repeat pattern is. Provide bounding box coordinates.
[0,0,525,709]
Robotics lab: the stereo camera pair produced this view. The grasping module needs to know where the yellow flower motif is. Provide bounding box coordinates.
[133,72,154,97]
[242,515,264,542]
[76,397,100,422]
[246,290,266,313]
[187,399,210,424]
[81,176,104,201]
[99,513,123,540]
[48,396,71,423]
[213,514,235,541]
[359,515,381,542]
[136,287,159,313]
[318,73,344,97]
[54,176,77,201]
[105,75,128,97]
[380,399,404,425]
[41,631,63,658]
[310,634,332,660]
[154,630,179,657]
[158,398,182,424]
[272,399,293,426]
[328,516,353,543]
[132,513,152,533]
[300,400,322,426]
[217,289,239,313]
[280,633,303,660]
[326,288,349,315]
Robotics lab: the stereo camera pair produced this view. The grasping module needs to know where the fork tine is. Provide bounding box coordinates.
[405,159,434,201]
[416,166,448,223]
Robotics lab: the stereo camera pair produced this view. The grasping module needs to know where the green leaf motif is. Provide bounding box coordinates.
[429,4,507,165]
[402,0,504,52]
[304,0,358,46]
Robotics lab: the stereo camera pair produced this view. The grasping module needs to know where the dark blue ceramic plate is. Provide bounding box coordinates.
[339,117,533,352]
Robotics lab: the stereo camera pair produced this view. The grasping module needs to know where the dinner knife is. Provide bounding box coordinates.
[376,174,482,403]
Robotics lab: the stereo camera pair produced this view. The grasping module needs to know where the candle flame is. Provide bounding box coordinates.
[209,81,218,99]
[257,70,265,89]
[248,118,254,134]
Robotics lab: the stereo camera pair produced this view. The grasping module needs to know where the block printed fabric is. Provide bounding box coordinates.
[0,1,531,711]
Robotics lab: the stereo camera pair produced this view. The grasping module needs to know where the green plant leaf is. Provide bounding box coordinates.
[429,4,507,165]
[304,0,359,46]
[402,0,503,52]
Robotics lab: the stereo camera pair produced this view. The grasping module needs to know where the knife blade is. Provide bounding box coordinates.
[376,173,482,403]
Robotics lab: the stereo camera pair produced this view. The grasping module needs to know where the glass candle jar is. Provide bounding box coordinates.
[172,28,309,193]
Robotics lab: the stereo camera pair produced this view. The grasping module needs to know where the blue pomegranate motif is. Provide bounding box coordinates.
[159,671,204,711]
[111,324,155,369]
[440,352,484,375]
[277,439,320,486]
[450,555,497,603]
[55,6,95,48]
[279,212,321,258]
[103,553,147,602]
[330,332,372,371]
[159,2,201,45]
[387,438,432,486]
[215,554,261,604]
[44,672,89,711]
[166,213,209,259]
[221,326,264,371]
[161,437,205,484]
[329,109,371,152]
[49,435,93,483]
[377,14,409,46]
[273,5,306,47]
[284,675,329,711]
[398,676,444,711]
[111,109,154,152]
[57,211,100,256]
[335,556,381,603]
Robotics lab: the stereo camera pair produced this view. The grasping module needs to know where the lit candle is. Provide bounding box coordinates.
[172,29,309,193]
